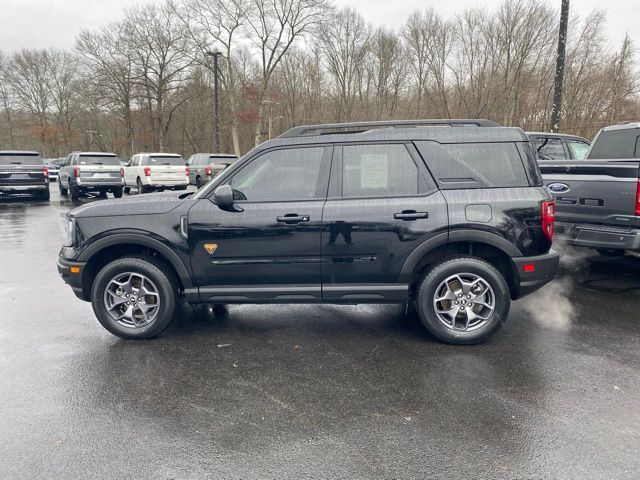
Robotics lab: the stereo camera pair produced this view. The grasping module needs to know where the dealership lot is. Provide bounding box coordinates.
[1,189,639,479]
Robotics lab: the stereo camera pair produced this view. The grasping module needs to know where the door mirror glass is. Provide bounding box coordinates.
[213,184,236,210]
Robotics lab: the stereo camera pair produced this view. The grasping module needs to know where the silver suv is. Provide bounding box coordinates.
[186,153,238,188]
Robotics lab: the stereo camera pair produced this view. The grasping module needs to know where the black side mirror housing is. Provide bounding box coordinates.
[212,184,240,211]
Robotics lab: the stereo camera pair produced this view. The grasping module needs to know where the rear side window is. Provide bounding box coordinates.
[78,155,120,166]
[341,144,420,198]
[567,140,590,160]
[0,153,42,166]
[535,137,566,160]
[416,141,529,189]
[588,129,640,159]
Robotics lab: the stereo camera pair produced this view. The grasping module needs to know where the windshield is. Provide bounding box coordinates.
[0,154,42,166]
[144,156,184,166]
[78,155,120,166]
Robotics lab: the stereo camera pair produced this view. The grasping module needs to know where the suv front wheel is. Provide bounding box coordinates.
[414,257,510,345]
[91,255,178,339]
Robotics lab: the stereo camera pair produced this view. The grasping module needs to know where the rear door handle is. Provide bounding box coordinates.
[277,213,310,224]
[393,210,429,221]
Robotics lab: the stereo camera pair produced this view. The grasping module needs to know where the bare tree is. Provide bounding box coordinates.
[319,7,370,122]
[126,1,193,151]
[246,0,331,145]
[76,21,138,155]
[0,51,17,148]
[174,0,250,156]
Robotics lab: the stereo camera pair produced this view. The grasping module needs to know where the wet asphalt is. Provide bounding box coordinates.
[0,186,639,479]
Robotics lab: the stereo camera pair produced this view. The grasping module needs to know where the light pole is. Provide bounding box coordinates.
[206,51,223,153]
[551,0,570,133]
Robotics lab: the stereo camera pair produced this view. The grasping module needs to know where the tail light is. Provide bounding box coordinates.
[144,167,151,177]
[185,167,190,177]
[73,167,80,177]
[542,200,555,240]
[635,179,640,216]
[204,166,212,176]
[120,167,124,177]
[43,166,49,179]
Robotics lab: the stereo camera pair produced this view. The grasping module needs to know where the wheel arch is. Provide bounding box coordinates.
[78,233,194,301]
[400,230,521,300]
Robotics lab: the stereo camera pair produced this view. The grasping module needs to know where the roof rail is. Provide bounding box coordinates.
[279,119,500,138]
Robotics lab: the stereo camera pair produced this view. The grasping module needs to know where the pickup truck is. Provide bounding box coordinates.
[539,123,640,256]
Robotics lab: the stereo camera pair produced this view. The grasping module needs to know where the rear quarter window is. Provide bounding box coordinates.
[415,141,530,189]
[588,129,640,159]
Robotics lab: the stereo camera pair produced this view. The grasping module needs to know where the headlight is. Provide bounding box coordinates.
[63,218,76,247]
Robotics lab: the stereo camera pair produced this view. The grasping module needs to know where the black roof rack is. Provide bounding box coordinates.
[279,119,500,138]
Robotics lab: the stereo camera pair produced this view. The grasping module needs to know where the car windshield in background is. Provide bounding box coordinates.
[79,156,120,166]
[147,156,184,166]
[0,154,42,166]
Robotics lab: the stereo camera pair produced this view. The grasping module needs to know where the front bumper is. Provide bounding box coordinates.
[555,221,640,251]
[512,250,560,299]
[57,257,87,300]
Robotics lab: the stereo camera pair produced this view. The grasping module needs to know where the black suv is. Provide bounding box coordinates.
[58,120,559,344]
[0,150,50,200]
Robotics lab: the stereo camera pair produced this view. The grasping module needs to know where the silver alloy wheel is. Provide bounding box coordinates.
[432,273,495,332]
[104,272,160,328]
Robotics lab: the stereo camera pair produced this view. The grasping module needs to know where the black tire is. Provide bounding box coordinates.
[98,190,108,198]
[414,256,510,345]
[59,180,68,196]
[91,255,178,339]
[69,184,80,200]
[36,188,50,201]
[596,248,624,257]
[196,176,202,189]
[211,303,227,316]
[137,178,148,194]
[113,187,123,198]
[124,185,131,194]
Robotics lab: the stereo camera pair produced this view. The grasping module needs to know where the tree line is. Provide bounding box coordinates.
[0,0,637,159]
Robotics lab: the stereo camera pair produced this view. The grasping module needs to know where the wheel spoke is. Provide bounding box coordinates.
[432,272,496,333]
[104,271,160,329]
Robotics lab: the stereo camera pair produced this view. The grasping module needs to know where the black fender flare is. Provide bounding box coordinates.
[399,230,521,283]
[78,233,194,290]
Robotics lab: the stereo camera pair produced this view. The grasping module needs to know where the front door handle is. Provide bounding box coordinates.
[277,213,310,224]
[394,210,429,221]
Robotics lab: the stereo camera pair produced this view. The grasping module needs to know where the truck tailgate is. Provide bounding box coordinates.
[540,160,640,228]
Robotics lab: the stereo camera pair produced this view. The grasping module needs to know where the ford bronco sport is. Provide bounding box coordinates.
[58,120,559,344]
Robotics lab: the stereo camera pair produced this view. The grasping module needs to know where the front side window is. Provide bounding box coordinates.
[567,140,590,160]
[229,147,325,202]
[341,144,419,198]
[535,138,566,160]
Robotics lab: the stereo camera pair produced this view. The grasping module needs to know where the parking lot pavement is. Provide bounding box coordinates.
[1,187,639,480]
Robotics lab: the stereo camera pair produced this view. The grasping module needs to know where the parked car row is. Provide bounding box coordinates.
[0,149,239,201]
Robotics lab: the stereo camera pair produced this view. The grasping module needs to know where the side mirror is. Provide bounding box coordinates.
[212,184,237,210]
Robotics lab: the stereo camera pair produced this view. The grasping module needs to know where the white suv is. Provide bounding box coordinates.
[123,153,189,194]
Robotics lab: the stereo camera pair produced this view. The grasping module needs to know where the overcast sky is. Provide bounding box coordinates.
[1,0,638,52]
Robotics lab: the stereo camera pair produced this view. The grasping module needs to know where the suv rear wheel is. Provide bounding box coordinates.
[414,257,510,344]
[91,256,178,339]
[58,181,67,196]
